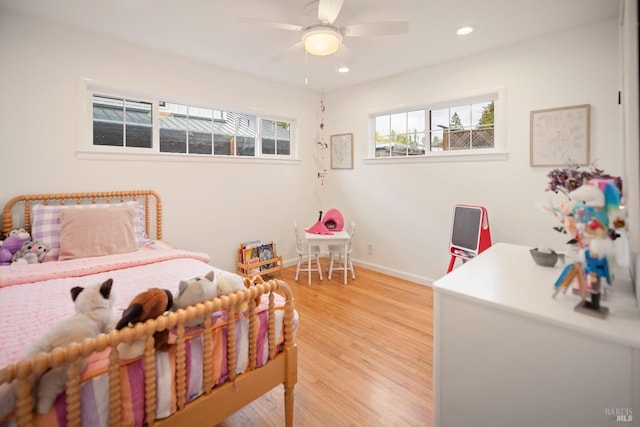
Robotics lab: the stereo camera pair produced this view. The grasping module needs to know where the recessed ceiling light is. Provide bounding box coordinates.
[337,66,349,73]
[456,26,474,36]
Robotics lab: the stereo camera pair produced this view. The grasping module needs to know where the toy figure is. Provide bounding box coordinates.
[583,248,610,310]
[569,180,620,228]
[581,219,612,311]
[544,167,622,317]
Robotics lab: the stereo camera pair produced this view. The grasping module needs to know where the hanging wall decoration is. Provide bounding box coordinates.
[315,97,329,185]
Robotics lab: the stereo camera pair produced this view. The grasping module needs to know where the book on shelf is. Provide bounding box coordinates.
[258,242,277,271]
[242,240,262,249]
[242,245,261,274]
[239,240,261,275]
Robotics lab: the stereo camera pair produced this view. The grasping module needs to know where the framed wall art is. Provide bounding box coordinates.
[530,104,590,167]
[331,133,353,169]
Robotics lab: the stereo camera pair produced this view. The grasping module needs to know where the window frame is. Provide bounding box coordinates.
[367,88,507,163]
[92,95,154,149]
[260,118,292,157]
[81,82,297,162]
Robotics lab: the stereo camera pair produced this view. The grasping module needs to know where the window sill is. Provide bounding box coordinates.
[363,151,509,164]
[76,149,301,165]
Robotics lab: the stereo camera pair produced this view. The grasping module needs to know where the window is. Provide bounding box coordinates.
[216,111,256,157]
[261,119,291,156]
[375,110,426,156]
[372,91,501,158]
[430,101,494,151]
[93,95,153,148]
[159,102,213,155]
[89,89,294,160]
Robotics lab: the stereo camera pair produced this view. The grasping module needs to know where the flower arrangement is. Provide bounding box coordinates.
[546,164,622,194]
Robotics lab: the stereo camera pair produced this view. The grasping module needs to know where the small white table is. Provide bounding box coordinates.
[305,230,351,285]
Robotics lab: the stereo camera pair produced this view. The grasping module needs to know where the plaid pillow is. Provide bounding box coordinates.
[31,201,150,261]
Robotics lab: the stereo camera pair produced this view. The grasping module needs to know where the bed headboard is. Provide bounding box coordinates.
[1,190,162,240]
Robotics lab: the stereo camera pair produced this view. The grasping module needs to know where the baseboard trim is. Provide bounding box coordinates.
[282,257,434,287]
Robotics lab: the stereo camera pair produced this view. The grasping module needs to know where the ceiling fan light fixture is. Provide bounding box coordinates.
[302,27,342,56]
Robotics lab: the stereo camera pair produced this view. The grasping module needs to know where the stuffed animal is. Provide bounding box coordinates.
[216,272,250,311]
[173,271,217,327]
[11,241,49,264]
[0,228,31,266]
[116,288,173,359]
[243,275,264,309]
[0,278,115,418]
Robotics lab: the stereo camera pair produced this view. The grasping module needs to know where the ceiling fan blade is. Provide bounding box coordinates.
[317,0,344,24]
[238,17,303,32]
[343,21,409,37]
[271,41,304,61]
[334,43,355,63]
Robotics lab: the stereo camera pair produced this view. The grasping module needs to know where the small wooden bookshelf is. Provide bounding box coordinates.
[236,242,283,278]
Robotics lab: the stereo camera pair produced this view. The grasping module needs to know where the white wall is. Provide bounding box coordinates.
[620,0,640,304]
[323,19,622,283]
[0,10,624,285]
[0,10,320,272]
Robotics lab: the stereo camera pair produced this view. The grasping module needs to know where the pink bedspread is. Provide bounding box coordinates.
[0,243,213,368]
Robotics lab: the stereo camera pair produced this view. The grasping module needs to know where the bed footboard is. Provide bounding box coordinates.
[0,279,297,427]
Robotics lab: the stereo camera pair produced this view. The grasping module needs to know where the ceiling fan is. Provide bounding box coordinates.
[240,0,409,59]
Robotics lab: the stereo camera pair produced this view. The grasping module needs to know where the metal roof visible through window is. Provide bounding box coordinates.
[93,105,290,141]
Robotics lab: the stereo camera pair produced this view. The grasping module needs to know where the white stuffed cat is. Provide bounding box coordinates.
[172,271,217,327]
[0,278,115,419]
[217,272,253,312]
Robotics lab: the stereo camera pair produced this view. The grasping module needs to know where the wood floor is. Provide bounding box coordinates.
[217,261,434,427]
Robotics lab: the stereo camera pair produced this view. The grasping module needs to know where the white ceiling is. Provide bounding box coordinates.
[0,0,620,93]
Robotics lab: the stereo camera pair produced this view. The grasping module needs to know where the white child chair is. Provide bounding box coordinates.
[294,223,323,282]
[328,220,356,281]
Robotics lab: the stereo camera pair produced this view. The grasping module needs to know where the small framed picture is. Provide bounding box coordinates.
[530,104,590,167]
[330,133,353,169]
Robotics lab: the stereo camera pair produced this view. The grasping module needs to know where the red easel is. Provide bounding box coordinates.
[447,205,492,273]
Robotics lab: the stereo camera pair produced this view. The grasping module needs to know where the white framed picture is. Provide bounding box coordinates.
[330,133,353,169]
[530,104,590,167]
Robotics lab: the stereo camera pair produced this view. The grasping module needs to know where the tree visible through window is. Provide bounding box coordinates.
[373,97,496,157]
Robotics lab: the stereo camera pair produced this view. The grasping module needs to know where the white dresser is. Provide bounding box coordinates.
[433,243,640,427]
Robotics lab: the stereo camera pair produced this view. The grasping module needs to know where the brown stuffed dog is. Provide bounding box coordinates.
[243,275,263,309]
[116,288,173,353]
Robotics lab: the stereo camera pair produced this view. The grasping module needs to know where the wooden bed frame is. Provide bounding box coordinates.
[2,190,163,238]
[0,190,297,427]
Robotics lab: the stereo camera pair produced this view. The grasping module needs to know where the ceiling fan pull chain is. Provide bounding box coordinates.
[305,50,309,86]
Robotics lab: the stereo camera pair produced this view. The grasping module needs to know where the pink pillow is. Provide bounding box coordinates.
[58,206,137,260]
[32,201,149,261]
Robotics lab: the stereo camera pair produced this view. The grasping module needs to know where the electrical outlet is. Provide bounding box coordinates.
[366,244,374,255]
